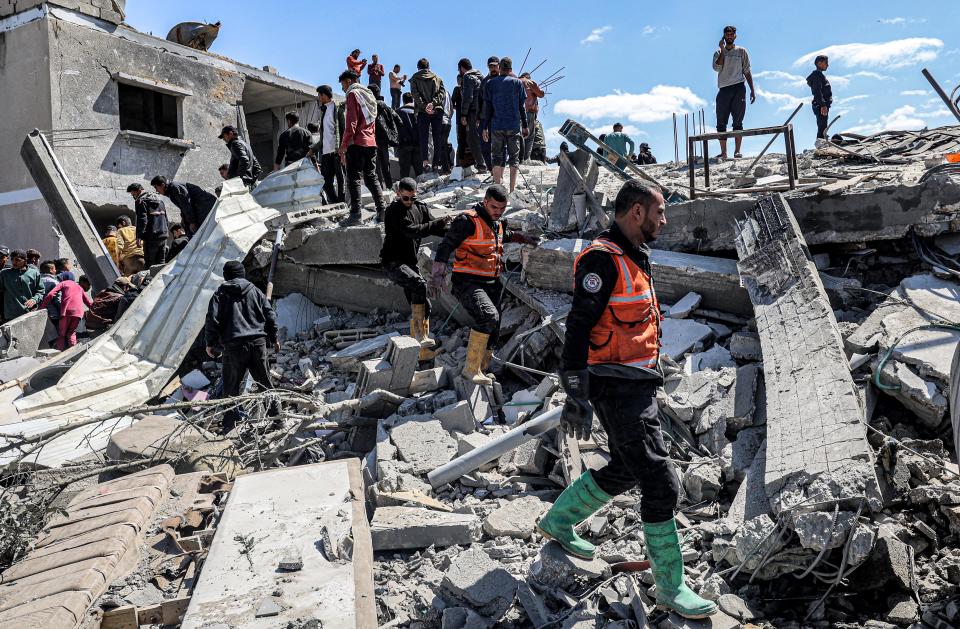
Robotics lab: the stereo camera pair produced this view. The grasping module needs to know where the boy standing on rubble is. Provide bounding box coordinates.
[428,184,538,384]
[381,177,451,360]
[536,181,717,620]
[806,55,833,141]
[204,260,279,433]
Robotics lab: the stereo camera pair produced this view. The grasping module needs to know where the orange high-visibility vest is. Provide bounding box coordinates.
[452,210,504,278]
[574,238,661,369]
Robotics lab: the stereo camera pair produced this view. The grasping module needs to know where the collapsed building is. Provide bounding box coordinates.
[0,4,959,628]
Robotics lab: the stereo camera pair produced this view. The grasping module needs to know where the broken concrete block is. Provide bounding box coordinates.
[482,495,551,540]
[410,367,446,394]
[278,549,303,571]
[434,400,477,434]
[729,331,762,361]
[441,547,519,619]
[660,318,713,360]
[0,310,49,359]
[531,541,611,590]
[733,515,784,573]
[684,344,735,373]
[727,363,760,431]
[370,506,481,550]
[683,458,722,503]
[886,593,919,625]
[517,582,552,628]
[284,225,383,266]
[390,419,458,474]
[667,292,702,319]
[106,415,240,477]
[328,332,399,370]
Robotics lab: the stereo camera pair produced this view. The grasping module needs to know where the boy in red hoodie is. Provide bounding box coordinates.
[39,272,93,350]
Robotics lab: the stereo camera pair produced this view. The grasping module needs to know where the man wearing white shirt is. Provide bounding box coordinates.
[309,84,345,203]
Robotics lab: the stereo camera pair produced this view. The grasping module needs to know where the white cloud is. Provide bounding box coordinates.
[794,37,943,69]
[901,89,929,96]
[756,88,805,112]
[877,17,926,25]
[852,71,893,80]
[641,25,655,36]
[581,25,612,45]
[554,85,706,123]
[843,104,928,134]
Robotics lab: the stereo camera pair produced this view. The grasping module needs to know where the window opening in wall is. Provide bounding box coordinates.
[118,83,181,138]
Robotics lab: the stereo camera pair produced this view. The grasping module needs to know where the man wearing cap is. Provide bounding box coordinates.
[636,143,657,165]
[150,175,217,236]
[0,249,43,321]
[205,260,279,433]
[712,25,755,160]
[220,126,263,188]
[127,183,169,267]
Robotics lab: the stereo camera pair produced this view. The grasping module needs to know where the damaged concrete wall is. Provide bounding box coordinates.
[0,12,59,255]
[660,176,960,253]
[45,13,245,217]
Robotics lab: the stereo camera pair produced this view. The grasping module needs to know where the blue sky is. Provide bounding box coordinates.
[128,1,959,159]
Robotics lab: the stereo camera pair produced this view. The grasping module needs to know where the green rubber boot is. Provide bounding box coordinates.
[536,470,613,559]
[643,518,718,619]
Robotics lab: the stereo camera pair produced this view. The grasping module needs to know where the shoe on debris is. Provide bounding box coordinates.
[462,329,493,385]
[644,518,718,619]
[536,470,612,559]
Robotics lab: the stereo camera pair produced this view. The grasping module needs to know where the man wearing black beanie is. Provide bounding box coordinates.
[204,260,279,433]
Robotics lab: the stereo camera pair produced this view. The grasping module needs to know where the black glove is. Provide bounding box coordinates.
[560,369,593,441]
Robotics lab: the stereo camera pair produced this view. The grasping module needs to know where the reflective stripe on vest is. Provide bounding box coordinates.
[452,210,504,278]
[574,238,661,368]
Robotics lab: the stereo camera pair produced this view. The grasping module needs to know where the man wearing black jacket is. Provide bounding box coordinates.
[806,55,833,141]
[219,125,262,188]
[396,93,422,178]
[150,175,216,236]
[458,58,487,173]
[274,111,312,171]
[127,183,168,267]
[371,85,401,190]
[205,260,279,433]
[381,177,450,358]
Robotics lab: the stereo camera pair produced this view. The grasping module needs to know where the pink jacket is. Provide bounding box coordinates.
[40,280,92,318]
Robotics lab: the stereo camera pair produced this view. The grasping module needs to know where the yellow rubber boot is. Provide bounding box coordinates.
[462,330,493,385]
[481,349,494,372]
[411,304,437,360]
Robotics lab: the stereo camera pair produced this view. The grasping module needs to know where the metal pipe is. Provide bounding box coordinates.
[528,59,549,76]
[824,114,842,135]
[427,407,562,488]
[518,47,532,75]
[684,114,689,163]
[922,68,960,124]
[744,103,804,174]
[673,113,679,164]
[265,225,285,300]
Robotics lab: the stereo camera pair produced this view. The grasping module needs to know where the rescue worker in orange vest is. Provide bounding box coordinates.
[428,184,538,384]
[536,181,717,620]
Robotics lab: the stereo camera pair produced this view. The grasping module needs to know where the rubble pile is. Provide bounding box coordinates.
[3,123,960,628]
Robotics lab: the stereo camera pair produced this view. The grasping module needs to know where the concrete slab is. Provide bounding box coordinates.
[181,459,376,629]
[734,195,880,515]
[273,263,410,314]
[0,311,49,359]
[390,419,458,474]
[482,495,551,539]
[275,293,326,338]
[370,506,481,550]
[106,414,240,476]
[284,225,384,266]
[661,318,713,360]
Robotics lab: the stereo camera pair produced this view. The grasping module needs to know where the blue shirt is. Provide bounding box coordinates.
[483,75,528,132]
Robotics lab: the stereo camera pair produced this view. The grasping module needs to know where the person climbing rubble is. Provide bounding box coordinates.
[204,260,279,434]
[380,177,451,360]
[429,184,538,385]
[536,180,717,619]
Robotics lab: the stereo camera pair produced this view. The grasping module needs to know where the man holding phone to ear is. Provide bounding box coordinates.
[712,25,755,160]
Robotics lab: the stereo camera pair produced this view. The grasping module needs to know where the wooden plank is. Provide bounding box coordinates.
[818,174,872,197]
[101,606,139,629]
[347,458,378,629]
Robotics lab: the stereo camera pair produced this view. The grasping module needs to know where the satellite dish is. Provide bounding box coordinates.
[166,21,221,51]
